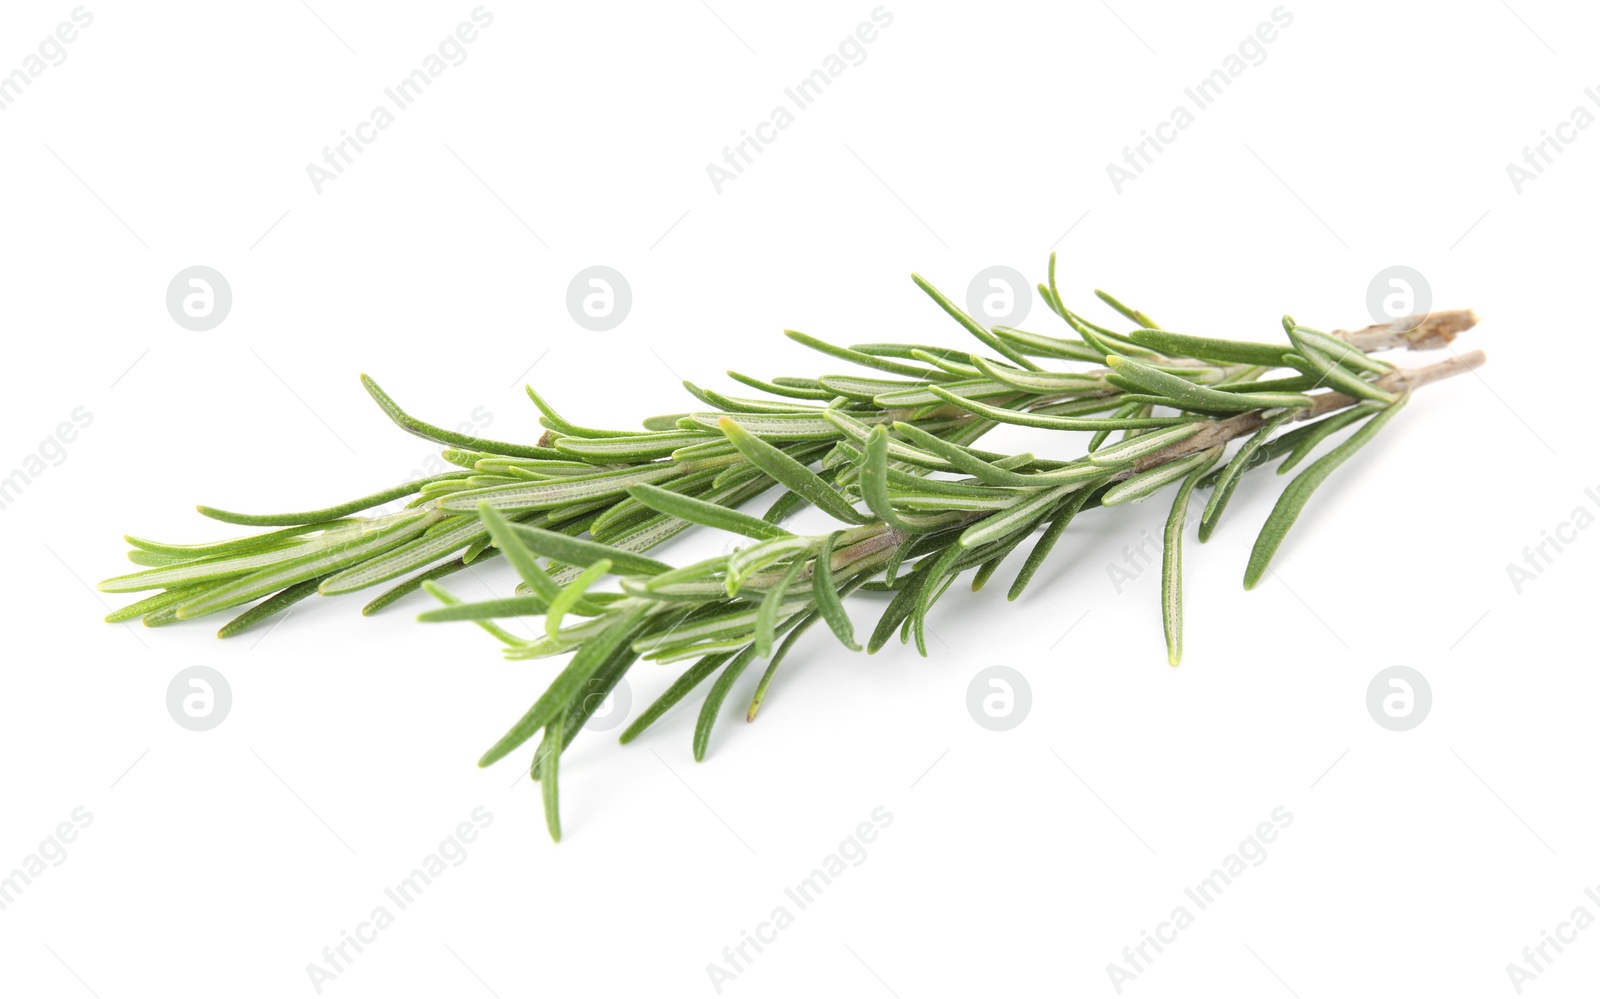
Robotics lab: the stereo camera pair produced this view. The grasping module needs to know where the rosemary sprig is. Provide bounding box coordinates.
[101,257,1485,840]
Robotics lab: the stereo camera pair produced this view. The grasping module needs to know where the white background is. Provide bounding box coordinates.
[1,1,1596,996]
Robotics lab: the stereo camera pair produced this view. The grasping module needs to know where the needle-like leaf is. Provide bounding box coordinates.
[911,273,1043,371]
[1104,356,1312,413]
[754,557,806,658]
[1162,449,1222,666]
[1094,288,1158,329]
[747,611,821,721]
[1288,324,1393,374]
[478,502,564,603]
[812,531,863,651]
[1286,331,1395,403]
[507,524,673,576]
[524,386,636,439]
[1244,395,1409,589]
[717,416,871,524]
[1198,411,1294,542]
[926,384,1192,431]
[1277,406,1375,475]
[626,484,793,541]
[216,577,327,638]
[784,329,951,380]
[545,559,612,638]
[694,644,762,761]
[539,718,563,841]
[363,375,562,458]
[618,652,730,745]
[1102,446,1222,506]
[1086,423,1207,466]
[478,604,648,767]
[1126,328,1292,367]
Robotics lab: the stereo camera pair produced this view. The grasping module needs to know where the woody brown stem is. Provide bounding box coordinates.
[1127,349,1486,476]
[1333,310,1478,353]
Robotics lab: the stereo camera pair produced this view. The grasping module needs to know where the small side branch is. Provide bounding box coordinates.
[1128,349,1487,476]
[1334,310,1478,353]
